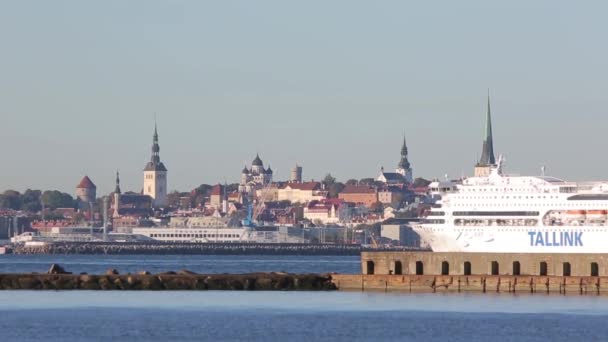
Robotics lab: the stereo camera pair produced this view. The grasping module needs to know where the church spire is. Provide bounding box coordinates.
[398,134,411,170]
[114,170,121,194]
[478,90,496,166]
[144,120,167,172]
[151,122,160,164]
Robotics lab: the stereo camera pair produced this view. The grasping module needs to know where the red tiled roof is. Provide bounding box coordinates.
[76,176,96,189]
[210,184,223,196]
[340,185,376,194]
[281,182,321,191]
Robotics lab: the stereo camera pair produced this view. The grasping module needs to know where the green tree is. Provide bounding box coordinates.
[166,191,183,208]
[21,189,42,212]
[328,182,345,198]
[370,201,384,213]
[0,190,22,210]
[358,178,376,186]
[226,183,239,193]
[41,191,75,210]
[345,179,359,186]
[322,173,336,188]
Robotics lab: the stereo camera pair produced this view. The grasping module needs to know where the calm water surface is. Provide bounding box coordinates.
[1,255,607,341]
[1,292,608,342]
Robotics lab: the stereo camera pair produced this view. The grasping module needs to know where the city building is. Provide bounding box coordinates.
[474,93,496,177]
[209,184,225,209]
[112,171,153,222]
[75,176,96,205]
[239,154,273,195]
[255,184,279,202]
[338,185,378,208]
[277,182,327,204]
[290,164,303,183]
[169,216,229,228]
[377,136,413,184]
[380,218,423,247]
[303,199,350,225]
[143,123,168,207]
[377,187,404,206]
[275,207,304,226]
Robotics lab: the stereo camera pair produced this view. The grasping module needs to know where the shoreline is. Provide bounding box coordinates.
[6,242,426,256]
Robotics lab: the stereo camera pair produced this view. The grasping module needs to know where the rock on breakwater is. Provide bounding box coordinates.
[0,266,337,291]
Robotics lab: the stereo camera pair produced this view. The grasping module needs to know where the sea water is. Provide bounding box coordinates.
[1,255,607,341]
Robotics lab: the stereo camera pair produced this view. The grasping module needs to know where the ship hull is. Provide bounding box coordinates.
[414,225,607,253]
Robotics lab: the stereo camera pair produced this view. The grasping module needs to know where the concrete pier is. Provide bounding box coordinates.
[360,252,608,277]
[324,251,608,295]
[331,274,608,294]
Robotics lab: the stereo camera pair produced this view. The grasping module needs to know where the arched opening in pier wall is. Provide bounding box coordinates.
[441,261,449,275]
[540,262,548,276]
[563,262,571,277]
[463,262,472,276]
[394,261,403,275]
[366,261,375,275]
[415,261,424,275]
[591,262,599,277]
[490,261,499,275]
[512,261,521,276]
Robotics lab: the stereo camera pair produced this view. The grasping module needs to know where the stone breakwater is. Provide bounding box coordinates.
[11,242,363,256]
[0,265,337,291]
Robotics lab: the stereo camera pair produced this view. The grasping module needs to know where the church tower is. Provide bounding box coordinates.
[113,171,121,218]
[143,123,168,207]
[474,92,496,177]
[396,136,413,183]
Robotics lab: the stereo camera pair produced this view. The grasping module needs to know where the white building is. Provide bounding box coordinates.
[377,136,413,184]
[143,124,168,207]
[278,182,327,204]
[239,154,273,195]
[303,200,350,225]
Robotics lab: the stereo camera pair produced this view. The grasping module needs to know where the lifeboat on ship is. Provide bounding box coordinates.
[565,210,587,220]
[586,210,607,220]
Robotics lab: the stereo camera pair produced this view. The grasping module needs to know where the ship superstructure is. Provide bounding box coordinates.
[415,157,608,253]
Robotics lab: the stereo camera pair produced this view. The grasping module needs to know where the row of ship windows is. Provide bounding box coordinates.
[453,203,595,207]
[149,233,241,238]
[431,211,540,216]
[460,188,560,193]
[454,219,538,226]
[455,196,559,200]
[424,219,538,226]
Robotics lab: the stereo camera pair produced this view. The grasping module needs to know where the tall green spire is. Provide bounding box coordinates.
[401,135,408,156]
[398,134,411,170]
[479,90,496,165]
[114,170,121,194]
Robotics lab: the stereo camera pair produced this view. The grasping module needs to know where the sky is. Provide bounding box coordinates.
[1,1,607,195]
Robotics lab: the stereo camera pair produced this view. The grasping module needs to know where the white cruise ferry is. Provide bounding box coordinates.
[415,156,608,253]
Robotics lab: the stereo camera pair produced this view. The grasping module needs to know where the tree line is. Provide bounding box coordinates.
[0,189,76,212]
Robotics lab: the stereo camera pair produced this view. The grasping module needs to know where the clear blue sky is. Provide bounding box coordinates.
[1,1,607,195]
